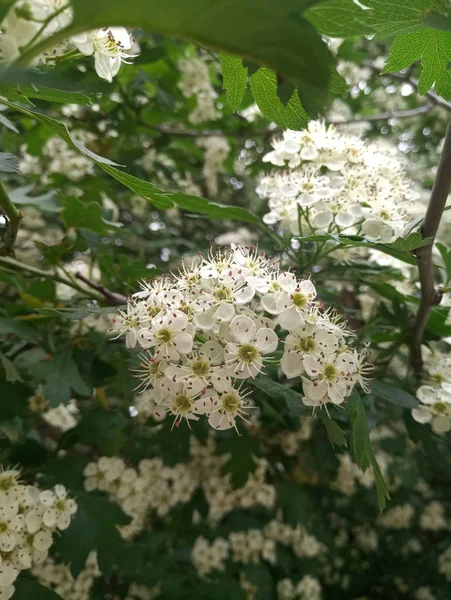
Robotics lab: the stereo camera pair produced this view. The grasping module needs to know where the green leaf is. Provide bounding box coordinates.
[363,0,439,38]
[371,380,419,409]
[387,232,433,252]
[217,430,261,488]
[0,152,19,173]
[14,575,63,600]
[423,11,451,32]
[221,54,248,112]
[65,0,334,114]
[0,317,39,343]
[252,375,311,416]
[2,99,269,228]
[347,391,390,510]
[319,412,347,447]
[8,186,61,213]
[383,29,451,99]
[0,352,23,383]
[306,0,375,37]
[250,68,308,129]
[37,306,120,320]
[39,350,92,407]
[437,241,451,283]
[0,85,91,105]
[61,196,122,233]
[54,492,131,578]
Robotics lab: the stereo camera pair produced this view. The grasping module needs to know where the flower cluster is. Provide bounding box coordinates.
[112,246,369,428]
[0,469,77,600]
[178,57,218,124]
[412,348,451,433]
[277,575,322,600]
[32,552,100,600]
[258,121,417,242]
[83,435,275,537]
[197,136,231,196]
[0,1,135,81]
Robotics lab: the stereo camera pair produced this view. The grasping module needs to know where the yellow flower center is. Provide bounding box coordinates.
[156,328,173,344]
[174,393,192,415]
[191,358,210,377]
[220,392,240,414]
[238,344,258,363]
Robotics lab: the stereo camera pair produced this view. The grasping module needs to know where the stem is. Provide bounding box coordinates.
[328,104,433,125]
[410,122,451,375]
[0,256,103,301]
[0,182,23,257]
[75,272,127,306]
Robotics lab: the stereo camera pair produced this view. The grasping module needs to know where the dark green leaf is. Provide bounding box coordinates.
[371,380,419,409]
[217,429,261,488]
[319,412,347,446]
[347,391,390,510]
[0,85,91,104]
[252,375,311,416]
[61,196,122,233]
[423,11,451,31]
[14,575,63,600]
[306,0,375,37]
[221,54,248,112]
[9,185,61,213]
[437,241,451,283]
[0,317,39,343]
[0,352,23,383]
[39,350,92,407]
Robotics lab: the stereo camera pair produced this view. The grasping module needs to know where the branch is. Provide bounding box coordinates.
[328,104,434,125]
[0,182,23,256]
[410,122,451,375]
[75,272,127,306]
[0,256,103,301]
[139,121,276,138]
[364,62,451,112]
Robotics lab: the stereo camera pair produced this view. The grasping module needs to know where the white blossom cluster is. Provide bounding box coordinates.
[112,246,369,425]
[197,136,231,197]
[0,1,136,81]
[0,469,77,600]
[258,121,418,242]
[412,349,451,433]
[277,575,322,600]
[192,512,324,579]
[83,436,275,538]
[32,552,100,600]
[178,57,218,124]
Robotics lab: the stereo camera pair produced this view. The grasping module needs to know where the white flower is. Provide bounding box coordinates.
[302,352,357,406]
[39,485,77,531]
[275,279,317,330]
[164,341,224,395]
[281,324,340,379]
[137,310,193,360]
[412,383,451,433]
[72,27,134,82]
[0,502,23,552]
[207,384,254,433]
[224,314,278,379]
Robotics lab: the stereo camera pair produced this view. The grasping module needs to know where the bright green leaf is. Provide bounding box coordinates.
[0,85,91,105]
[363,0,439,38]
[221,54,248,112]
[383,29,451,100]
[252,375,311,416]
[306,0,375,37]
[250,68,308,130]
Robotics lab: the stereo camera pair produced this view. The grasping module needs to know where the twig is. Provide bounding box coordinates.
[364,62,451,112]
[139,121,276,138]
[410,122,451,375]
[0,182,23,256]
[328,104,433,125]
[75,272,127,306]
[0,256,103,301]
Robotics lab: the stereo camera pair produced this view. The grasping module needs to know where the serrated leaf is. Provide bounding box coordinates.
[250,68,308,129]
[347,391,389,510]
[0,317,39,343]
[221,54,248,112]
[39,350,92,407]
[8,185,61,213]
[319,412,347,446]
[252,375,311,416]
[363,0,439,38]
[54,492,131,578]
[306,0,375,37]
[0,152,18,173]
[387,232,433,252]
[0,85,91,105]
[0,352,23,383]
[217,430,261,488]
[371,380,419,409]
[277,79,297,106]
[61,196,122,233]
[437,241,451,283]
[383,28,451,100]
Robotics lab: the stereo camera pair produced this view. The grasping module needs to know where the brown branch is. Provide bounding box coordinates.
[363,62,451,112]
[410,122,451,375]
[75,272,127,306]
[329,104,434,125]
[139,121,277,138]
